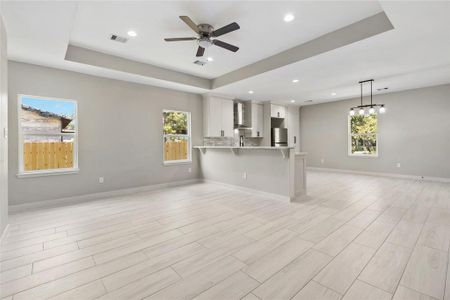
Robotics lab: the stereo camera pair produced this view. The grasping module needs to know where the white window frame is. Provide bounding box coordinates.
[348,115,378,158]
[162,109,192,165]
[17,94,79,178]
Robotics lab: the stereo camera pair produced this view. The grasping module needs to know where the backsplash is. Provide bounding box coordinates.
[203,137,234,146]
[203,136,262,147]
[243,137,262,146]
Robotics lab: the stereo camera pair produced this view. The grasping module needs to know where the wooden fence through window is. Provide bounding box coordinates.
[164,140,188,161]
[23,142,74,171]
[24,140,186,170]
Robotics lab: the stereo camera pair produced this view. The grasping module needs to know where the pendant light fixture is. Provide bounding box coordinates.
[349,79,386,116]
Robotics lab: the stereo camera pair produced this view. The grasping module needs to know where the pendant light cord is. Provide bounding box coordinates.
[370,80,373,106]
[360,82,363,106]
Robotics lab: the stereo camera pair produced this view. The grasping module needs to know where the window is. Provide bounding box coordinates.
[163,110,191,164]
[348,114,378,157]
[18,95,78,176]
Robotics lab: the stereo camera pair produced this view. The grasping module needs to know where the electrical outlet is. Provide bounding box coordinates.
[188,167,192,173]
[243,172,247,180]
[396,163,401,168]
[320,158,325,164]
[99,177,104,184]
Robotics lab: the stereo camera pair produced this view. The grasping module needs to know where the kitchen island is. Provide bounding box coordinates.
[194,146,306,201]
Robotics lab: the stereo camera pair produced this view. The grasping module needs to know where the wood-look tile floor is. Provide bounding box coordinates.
[1,171,450,300]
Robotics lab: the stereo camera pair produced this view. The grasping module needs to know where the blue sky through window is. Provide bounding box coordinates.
[21,96,76,118]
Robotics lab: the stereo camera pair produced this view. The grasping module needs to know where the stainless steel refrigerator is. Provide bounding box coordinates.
[271,128,288,147]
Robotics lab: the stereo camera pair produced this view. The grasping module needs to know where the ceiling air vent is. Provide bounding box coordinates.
[193,60,207,66]
[110,34,128,43]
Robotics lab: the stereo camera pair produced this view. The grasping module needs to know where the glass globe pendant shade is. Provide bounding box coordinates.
[379,105,386,114]
[349,108,355,116]
[358,108,365,115]
[369,107,375,114]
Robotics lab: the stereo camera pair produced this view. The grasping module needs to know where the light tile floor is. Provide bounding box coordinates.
[1,171,449,299]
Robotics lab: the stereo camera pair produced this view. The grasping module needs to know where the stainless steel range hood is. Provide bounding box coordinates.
[234,100,252,129]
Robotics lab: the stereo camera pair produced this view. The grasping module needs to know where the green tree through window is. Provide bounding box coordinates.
[349,115,377,156]
[163,111,187,135]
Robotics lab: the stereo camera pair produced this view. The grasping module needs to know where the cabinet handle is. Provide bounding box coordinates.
[294,136,297,144]
[221,130,224,137]
[277,112,280,118]
[257,131,260,137]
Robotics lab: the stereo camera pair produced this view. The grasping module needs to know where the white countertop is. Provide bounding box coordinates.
[194,146,294,150]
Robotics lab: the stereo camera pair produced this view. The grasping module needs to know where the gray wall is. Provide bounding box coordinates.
[198,148,291,197]
[300,84,450,179]
[0,14,8,233]
[8,62,203,206]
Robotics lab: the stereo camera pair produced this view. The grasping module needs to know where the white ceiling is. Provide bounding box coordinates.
[69,1,383,78]
[212,1,450,105]
[1,1,450,105]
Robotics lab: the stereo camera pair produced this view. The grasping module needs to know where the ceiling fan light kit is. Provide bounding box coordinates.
[164,16,240,58]
[349,79,386,116]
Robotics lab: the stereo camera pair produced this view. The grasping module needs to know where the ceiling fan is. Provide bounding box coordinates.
[164,16,240,57]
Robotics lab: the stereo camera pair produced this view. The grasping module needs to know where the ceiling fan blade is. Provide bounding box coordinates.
[164,37,197,42]
[179,16,199,33]
[212,39,239,52]
[196,46,205,57]
[212,22,240,37]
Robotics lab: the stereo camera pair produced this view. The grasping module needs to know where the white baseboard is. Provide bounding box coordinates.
[9,178,202,214]
[0,224,9,243]
[307,167,450,183]
[202,179,291,202]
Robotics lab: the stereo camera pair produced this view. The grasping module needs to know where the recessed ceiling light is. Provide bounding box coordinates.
[248,90,254,94]
[290,99,296,103]
[331,92,337,96]
[292,79,299,83]
[207,57,213,62]
[284,14,295,22]
[127,30,137,37]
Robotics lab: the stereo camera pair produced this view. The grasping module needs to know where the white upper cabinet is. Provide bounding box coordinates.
[251,103,264,137]
[206,97,222,137]
[271,104,286,119]
[221,99,234,137]
[203,96,234,137]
